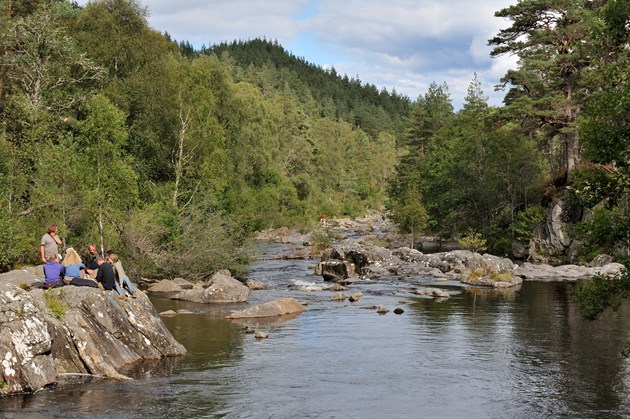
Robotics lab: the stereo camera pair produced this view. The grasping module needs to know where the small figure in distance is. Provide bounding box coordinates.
[43,254,64,289]
[81,243,101,279]
[95,256,116,292]
[40,224,63,264]
[107,252,137,299]
[62,247,87,285]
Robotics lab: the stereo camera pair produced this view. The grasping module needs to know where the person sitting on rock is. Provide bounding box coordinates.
[43,254,65,289]
[81,243,101,279]
[62,247,87,285]
[95,257,116,292]
[107,252,137,299]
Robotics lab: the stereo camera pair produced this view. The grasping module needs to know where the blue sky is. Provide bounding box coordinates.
[75,0,518,108]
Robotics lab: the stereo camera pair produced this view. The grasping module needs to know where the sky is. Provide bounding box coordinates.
[75,0,519,109]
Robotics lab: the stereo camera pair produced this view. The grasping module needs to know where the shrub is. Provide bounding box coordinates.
[458,229,487,253]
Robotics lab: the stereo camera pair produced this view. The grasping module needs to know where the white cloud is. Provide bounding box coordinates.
[73,0,519,108]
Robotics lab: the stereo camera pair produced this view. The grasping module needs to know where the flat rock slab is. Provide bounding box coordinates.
[225,298,305,319]
[514,262,625,281]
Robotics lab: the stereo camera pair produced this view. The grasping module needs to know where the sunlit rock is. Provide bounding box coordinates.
[225,298,305,319]
[172,271,250,303]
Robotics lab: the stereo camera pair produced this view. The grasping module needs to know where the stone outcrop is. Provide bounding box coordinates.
[171,270,251,303]
[316,241,620,285]
[225,298,305,319]
[528,192,582,264]
[0,282,185,396]
[514,262,624,282]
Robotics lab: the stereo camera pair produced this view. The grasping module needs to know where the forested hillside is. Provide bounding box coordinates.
[0,0,627,280]
[0,0,406,277]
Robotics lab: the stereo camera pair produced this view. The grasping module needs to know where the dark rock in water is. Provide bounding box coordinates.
[172,270,251,303]
[225,298,305,319]
[393,308,404,315]
[317,260,357,282]
[0,282,185,396]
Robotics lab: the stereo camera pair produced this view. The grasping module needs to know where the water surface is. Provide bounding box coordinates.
[2,245,629,418]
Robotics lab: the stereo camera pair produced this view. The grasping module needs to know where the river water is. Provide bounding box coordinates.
[2,242,630,418]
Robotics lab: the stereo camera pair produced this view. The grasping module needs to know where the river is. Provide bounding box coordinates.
[1,242,630,418]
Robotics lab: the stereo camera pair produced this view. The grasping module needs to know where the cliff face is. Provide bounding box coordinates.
[0,283,186,395]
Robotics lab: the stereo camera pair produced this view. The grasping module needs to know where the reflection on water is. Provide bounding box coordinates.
[2,258,630,418]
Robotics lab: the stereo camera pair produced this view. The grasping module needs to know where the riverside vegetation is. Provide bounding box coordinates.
[0,2,627,318]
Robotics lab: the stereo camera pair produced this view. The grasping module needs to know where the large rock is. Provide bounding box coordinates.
[514,262,625,282]
[317,260,357,282]
[327,242,392,274]
[225,298,305,319]
[0,282,186,395]
[171,270,251,303]
[529,192,582,264]
[148,278,194,293]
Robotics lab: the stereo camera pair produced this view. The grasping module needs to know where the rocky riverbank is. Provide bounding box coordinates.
[316,241,624,287]
[0,270,186,396]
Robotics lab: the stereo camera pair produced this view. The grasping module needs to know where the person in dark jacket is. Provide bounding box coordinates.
[95,257,116,291]
[81,243,101,279]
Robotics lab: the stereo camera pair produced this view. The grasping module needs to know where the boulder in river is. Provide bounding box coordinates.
[148,278,194,293]
[410,287,451,298]
[171,270,251,303]
[317,260,357,282]
[225,297,305,319]
[0,282,186,396]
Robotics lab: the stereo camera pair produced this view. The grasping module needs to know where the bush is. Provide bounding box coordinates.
[458,228,487,253]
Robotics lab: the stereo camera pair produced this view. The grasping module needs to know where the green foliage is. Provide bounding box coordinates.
[458,229,487,253]
[310,226,337,252]
[573,206,630,258]
[45,290,67,320]
[513,206,545,241]
[570,268,630,321]
[389,187,428,241]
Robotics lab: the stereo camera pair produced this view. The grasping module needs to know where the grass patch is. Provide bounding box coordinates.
[469,267,513,282]
[44,290,67,320]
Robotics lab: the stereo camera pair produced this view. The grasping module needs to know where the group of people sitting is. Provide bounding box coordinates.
[40,224,137,299]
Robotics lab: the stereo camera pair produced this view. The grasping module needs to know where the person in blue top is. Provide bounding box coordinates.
[62,247,86,285]
[43,254,64,289]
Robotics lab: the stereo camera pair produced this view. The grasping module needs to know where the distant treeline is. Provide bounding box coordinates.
[0,0,627,280]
